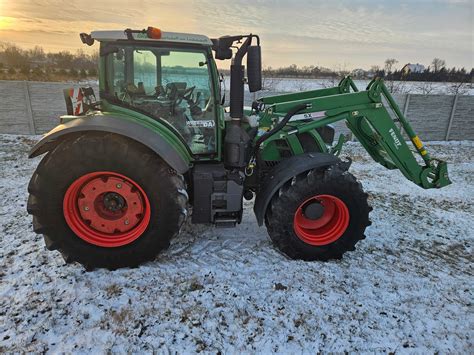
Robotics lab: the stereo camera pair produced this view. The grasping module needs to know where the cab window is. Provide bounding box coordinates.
[107,46,216,155]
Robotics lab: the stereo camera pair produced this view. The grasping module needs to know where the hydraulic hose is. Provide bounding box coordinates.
[253,103,309,156]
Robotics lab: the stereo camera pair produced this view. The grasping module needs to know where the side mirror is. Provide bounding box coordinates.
[247,45,262,92]
[216,47,233,60]
[80,33,94,46]
[211,38,233,60]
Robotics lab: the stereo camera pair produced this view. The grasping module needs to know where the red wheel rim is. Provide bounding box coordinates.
[63,171,151,247]
[293,194,349,246]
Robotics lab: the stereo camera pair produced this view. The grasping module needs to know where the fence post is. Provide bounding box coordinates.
[401,94,410,133]
[23,81,36,135]
[402,94,410,116]
[445,94,458,141]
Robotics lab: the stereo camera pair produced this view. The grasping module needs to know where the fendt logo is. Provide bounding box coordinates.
[389,128,402,149]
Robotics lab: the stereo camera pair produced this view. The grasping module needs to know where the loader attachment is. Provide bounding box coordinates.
[345,78,451,189]
[257,77,451,189]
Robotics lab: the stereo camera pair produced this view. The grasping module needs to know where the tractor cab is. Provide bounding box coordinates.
[82,28,221,155]
[77,28,262,163]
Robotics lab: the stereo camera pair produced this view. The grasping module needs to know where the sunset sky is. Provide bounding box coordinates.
[0,0,472,70]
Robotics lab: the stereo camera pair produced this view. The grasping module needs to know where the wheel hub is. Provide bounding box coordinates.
[63,171,151,247]
[103,192,126,212]
[302,201,325,220]
[293,194,350,246]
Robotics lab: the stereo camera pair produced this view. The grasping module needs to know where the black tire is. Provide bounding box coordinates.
[27,133,188,270]
[265,164,371,261]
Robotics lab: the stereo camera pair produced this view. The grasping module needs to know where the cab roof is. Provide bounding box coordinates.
[90,30,213,46]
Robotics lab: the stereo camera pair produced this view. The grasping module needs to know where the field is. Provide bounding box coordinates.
[258,77,474,95]
[0,134,473,353]
[80,77,474,95]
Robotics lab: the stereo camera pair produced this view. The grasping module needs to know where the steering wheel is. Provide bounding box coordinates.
[183,86,195,101]
[173,86,195,106]
[117,83,140,103]
[184,88,204,116]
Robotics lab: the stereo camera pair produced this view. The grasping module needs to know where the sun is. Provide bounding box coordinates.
[0,16,13,30]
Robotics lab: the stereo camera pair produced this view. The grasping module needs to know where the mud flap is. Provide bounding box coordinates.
[254,152,342,226]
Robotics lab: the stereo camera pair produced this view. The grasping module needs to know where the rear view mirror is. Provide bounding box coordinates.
[152,49,170,56]
[247,45,262,92]
[211,37,234,60]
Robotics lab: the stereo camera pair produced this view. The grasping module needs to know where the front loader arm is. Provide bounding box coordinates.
[256,77,451,189]
[347,79,451,188]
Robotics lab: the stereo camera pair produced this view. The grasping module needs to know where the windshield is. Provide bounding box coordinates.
[106,45,216,154]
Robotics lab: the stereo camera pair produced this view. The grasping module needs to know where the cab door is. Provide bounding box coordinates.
[106,45,218,155]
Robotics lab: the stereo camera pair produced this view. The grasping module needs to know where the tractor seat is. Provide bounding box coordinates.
[137,82,146,95]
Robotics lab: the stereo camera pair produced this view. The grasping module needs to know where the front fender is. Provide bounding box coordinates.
[254,153,341,226]
[29,114,192,174]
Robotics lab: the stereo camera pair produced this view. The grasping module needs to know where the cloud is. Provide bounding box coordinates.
[0,0,471,68]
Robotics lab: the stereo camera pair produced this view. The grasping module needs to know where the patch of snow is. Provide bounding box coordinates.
[0,134,472,353]
[235,76,474,95]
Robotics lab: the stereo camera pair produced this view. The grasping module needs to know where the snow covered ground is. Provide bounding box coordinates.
[263,78,474,95]
[252,77,474,95]
[0,134,473,353]
[44,78,474,96]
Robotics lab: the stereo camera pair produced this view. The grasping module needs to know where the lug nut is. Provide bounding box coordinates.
[124,219,129,225]
[116,183,122,189]
[83,206,89,211]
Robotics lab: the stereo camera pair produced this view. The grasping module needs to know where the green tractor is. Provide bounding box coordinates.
[27,27,451,270]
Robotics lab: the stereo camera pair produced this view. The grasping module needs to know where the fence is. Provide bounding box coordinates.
[0,81,99,135]
[0,80,473,140]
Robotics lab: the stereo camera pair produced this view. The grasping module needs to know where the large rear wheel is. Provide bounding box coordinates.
[265,164,371,261]
[27,133,188,270]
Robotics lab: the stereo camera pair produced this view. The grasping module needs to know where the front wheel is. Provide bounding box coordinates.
[27,133,188,270]
[265,165,371,261]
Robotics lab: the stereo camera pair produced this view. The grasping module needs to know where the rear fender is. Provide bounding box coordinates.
[29,115,192,174]
[254,152,342,226]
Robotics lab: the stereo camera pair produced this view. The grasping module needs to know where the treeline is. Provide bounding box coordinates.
[0,43,472,84]
[262,60,473,83]
[222,64,473,84]
[262,64,342,79]
[383,68,472,83]
[0,43,98,81]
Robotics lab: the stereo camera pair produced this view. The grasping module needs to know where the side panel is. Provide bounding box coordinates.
[29,114,192,174]
[254,152,340,226]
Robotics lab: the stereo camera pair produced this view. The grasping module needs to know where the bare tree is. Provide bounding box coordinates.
[447,81,469,95]
[28,46,46,61]
[415,81,436,95]
[2,43,29,68]
[431,58,446,73]
[383,58,402,93]
[369,65,384,78]
[370,65,380,72]
[384,58,398,74]
[261,66,282,91]
[319,76,339,89]
[319,63,353,89]
[334,63,350,78]
[385,80,411,94]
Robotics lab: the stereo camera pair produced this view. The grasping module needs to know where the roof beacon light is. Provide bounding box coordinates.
[147,27,162,39]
